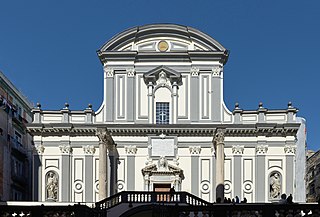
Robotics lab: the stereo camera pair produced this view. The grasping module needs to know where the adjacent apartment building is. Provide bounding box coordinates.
[0,71,34,201]
[306,149,320,202]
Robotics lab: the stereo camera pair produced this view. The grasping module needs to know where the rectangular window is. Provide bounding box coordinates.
[156,102,169,124]
[14,131,22,146]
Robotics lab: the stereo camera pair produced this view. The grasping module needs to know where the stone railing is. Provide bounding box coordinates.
[95,191,210,210]
[233,102,298,124]
[95,191,320,217]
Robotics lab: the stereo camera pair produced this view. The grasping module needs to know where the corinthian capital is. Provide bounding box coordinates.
[284,145,296,155]
[96,128,113,146]
[214,129,225,145]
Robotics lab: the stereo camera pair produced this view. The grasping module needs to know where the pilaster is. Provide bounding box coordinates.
[172,81,178,124]
[59,142,72,202]
[189,146,201,196]
[125,145,137,191]
[104,68,114,122]
[83,145,96,202]
[190,67,199,122]
[232,145,243,198]
[147,82,154,123]
[211,66,222,122]
[284,142,296,195]
[255,142,268,202]
[126,68,135,122]
[33,140,44,201]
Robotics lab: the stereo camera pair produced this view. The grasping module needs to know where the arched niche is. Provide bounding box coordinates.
[269,171,282,200]
[45,171,59,201]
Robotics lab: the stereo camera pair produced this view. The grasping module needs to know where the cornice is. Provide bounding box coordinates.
[98,24,227,53]
[27,123,300,137]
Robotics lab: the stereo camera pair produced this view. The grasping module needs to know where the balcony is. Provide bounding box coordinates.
[11,172,27,186]
[12,113,23,124]
[11,139,27,157]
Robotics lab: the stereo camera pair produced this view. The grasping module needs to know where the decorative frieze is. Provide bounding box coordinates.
[105,68,114,78]
[232,145,244,155]
[34,144,45,154]
[256,145,268,155]
[284,145,296,154]
[83,145,96,155]
[189,146,201,155]
[190,67,199,77]
[212,66,222,77]
[59,145,72,154]
[126,68,135,77]
[125,145,137,155]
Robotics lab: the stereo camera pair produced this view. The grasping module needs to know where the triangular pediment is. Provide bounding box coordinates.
[143,65,182,85]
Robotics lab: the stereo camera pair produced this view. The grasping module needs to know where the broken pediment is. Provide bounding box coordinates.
[141,157,184,179]
[143,65,182,85]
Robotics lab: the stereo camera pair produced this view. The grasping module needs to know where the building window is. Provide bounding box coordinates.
[156,102,169,124]
[11,157,24,177]
[12,189,23,201]
[14,131,22,145]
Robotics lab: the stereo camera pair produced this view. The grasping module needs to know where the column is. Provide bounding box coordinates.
[214,129,225,201]
[174,174,180,191]
[96,128,114,200]
[172,81,178,124]
[144,174,150,191]
[147,82,154,124]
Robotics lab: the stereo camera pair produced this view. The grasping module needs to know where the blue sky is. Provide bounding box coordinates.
[0,0,319,151]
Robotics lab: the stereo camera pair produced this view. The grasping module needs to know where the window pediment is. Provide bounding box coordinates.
[143,66,182,85]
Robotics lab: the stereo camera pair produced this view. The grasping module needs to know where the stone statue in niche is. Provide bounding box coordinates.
[46,171,58,201]
[270,172,281,199]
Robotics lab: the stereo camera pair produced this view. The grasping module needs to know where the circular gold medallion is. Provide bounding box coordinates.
[158,41,169,52]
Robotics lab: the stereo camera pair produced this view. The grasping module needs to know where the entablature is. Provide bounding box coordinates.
[27,123,300,138]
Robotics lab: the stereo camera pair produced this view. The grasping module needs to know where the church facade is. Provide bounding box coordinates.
[27,24,306,203]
